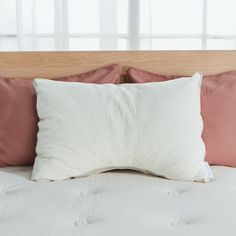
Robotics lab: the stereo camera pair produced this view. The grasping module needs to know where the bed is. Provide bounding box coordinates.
[0,166,236,236]
[1,50,236,236]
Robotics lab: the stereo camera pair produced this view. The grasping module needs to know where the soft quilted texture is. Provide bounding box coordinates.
[32,73,212,182]
[0,64,120,167]
[127,67,236,167]
[0,166,233,236]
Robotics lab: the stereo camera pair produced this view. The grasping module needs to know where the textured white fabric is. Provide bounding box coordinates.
[0,166,234,236]
[32,74,212,182]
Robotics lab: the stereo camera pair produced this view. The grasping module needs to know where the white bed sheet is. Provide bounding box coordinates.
[0,166,235,236]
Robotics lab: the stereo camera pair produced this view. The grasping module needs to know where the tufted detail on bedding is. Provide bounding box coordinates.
[0,166,236,236]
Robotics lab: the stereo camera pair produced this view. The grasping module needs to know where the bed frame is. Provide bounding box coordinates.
[0,51,236,79]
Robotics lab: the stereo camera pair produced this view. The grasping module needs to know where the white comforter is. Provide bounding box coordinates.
[0,166,235,236]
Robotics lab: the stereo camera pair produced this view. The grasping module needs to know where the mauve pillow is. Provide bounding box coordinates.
[127,67,236,167]
[0,64,120,167]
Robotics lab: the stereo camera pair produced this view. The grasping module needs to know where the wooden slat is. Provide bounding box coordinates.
[0,50,236,79]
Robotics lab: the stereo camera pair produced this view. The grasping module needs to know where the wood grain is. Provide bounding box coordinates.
[0,51,236,79]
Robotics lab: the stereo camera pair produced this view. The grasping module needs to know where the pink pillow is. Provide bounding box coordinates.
[0,64,120,167]
[127,67,236,167]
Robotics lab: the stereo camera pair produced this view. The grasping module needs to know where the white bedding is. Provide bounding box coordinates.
[0,166,235,236]
[33,75,210,182]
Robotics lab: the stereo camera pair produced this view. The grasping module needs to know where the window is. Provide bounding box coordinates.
[0,0,235,51]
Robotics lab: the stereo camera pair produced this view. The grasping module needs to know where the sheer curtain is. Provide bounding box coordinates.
[0,0,236,51]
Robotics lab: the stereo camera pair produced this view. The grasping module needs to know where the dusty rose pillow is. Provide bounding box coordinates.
[127,67,236,167]
[0,64,120,167]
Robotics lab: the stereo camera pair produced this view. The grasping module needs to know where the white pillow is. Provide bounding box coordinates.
[32,73,212,182]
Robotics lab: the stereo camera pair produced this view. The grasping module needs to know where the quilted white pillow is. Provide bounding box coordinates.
[32,73,212,182]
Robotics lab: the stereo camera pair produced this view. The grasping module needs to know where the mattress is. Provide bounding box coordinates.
[0,166,235,236]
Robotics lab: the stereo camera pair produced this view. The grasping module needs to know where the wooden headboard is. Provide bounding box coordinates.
[0,50,236,79]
